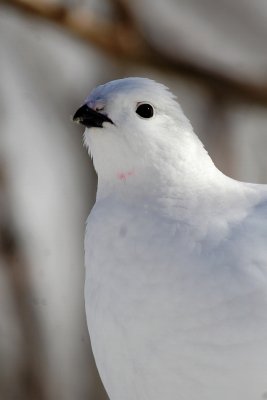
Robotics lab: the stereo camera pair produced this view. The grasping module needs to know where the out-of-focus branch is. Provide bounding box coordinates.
[109,0,137,27]
[0,165,48,400]
[3,0,267,105]
[3,0,147,58]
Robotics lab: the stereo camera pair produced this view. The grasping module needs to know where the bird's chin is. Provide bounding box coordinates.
[82,129,92,150]
[83,128,102,162]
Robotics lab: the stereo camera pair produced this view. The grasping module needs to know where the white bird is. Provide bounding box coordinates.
[73,77,267,400]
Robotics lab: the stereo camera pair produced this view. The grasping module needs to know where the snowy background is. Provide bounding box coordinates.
[1,1,267,399]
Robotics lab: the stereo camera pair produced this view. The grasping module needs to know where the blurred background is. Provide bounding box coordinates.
[1,0,267,399]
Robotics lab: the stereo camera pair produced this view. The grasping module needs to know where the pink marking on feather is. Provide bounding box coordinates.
[117,170,135,181]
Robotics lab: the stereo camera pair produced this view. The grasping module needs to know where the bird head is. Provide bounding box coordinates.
[73,77,212,198]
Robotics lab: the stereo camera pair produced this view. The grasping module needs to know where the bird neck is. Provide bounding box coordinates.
[95,137,223,210]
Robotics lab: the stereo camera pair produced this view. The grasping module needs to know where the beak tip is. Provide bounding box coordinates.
[72,111,81,123]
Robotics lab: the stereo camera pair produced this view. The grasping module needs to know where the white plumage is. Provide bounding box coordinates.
[74,77,267,400]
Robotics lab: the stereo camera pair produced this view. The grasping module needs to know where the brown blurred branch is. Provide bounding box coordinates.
[3,0,267,105]
[3,0,147,58]
[109,0,137,27]
[0,165,48,400]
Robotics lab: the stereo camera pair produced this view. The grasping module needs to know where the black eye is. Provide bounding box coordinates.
[136,103,154,119]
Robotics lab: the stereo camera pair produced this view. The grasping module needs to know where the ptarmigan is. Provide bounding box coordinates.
[73,77,267,400]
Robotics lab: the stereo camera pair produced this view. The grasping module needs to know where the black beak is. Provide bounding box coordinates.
[73,104,113,128]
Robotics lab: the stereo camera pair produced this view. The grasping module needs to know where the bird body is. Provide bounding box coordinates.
[74,78,267,400]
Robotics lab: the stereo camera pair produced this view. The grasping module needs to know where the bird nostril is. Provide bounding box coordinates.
[86,99,105,113]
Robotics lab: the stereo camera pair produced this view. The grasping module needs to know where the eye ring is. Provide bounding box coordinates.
[136,103,154,119]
